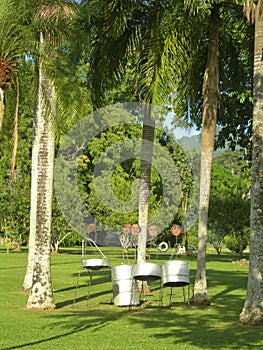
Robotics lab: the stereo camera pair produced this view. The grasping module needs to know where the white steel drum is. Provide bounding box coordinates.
[132,262,162,281]
[82,258,110,270]
[111,265,140,306]
[162,260,190,287]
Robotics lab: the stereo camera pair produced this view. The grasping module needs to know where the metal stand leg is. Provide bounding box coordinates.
[73,267,82,306]
[158,279,163,311]
[182,286,186,303]
[169,287,173,307]
[86,270,92,306]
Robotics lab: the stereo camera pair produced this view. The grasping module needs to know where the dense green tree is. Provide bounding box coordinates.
[76,124,194,239]
[0,56,34,251]
[0,171,31,252]
[208,153,250,255]
[178,1,253,152]
[224,230,249,255]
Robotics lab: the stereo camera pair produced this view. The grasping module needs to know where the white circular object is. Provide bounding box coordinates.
[158,241,169,252]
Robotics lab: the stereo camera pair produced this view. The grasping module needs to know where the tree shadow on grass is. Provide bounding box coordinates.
[5,298,260,350]
[48,268,258,350]
[124,268,256,350]
[4,263,257,350]
[1,309,126,350]
[55,284,113,309]
[129,304,262,349]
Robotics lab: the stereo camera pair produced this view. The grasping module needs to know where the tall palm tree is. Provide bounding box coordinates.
[191,3,220,305]
[18,0,76,309]
[89,0,192,264]
[239,0,263,325]
[182,0,252,305]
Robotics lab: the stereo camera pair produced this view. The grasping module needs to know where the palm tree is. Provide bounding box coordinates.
[239,0,263,325]
[191,3,220,305]
[88,0,192,264]
[182,0,252,305]
[18,0,76,309]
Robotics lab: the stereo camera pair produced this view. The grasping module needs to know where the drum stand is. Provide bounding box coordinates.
[167,284,190,307]
[73,238,109,306]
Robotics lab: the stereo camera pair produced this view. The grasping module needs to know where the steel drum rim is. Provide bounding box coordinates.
[82,258,110,270]
[132,262,162,281]
[162,260,190,286]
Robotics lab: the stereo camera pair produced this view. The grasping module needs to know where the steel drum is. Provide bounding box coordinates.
[111,265,140,306]
[162,260,190,287]
[132,262,162,281]
[82,258,110,270]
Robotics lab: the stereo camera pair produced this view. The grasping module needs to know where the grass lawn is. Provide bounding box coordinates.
[0,246,262,350]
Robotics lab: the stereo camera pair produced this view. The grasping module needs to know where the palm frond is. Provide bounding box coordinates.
[0,0,25,62]
[134,1,192,107]
[90,4,139,107]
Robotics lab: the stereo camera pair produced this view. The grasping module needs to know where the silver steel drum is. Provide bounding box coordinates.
[162,260,190,287]
[82,258,110,270]
[132,262,162,281]
[111,265,140,306]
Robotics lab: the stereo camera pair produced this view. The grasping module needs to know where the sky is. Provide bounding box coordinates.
[163,112,200,140]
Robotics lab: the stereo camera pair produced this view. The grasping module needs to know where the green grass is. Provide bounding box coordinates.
[0,247,262,350]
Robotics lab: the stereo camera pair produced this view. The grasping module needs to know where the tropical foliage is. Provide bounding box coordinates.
[208,150,251,255]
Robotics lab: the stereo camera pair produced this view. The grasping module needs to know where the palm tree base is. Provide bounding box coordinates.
[26,305,56,311]
[190,297,211,306]
[20,288,30,295]
[239,307,263,326]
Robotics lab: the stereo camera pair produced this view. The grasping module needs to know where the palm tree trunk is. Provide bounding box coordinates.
[26,32,56,309]
[21,65,41,292]
[239,1,263,325]
[22,1,73,301]
[10,76,19,180]
[193,4,220,305]
[137,105,155,264]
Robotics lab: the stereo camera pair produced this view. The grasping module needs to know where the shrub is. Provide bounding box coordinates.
[224,230,249,256]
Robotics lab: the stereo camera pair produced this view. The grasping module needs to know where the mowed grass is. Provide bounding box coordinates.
[0,246,262,350]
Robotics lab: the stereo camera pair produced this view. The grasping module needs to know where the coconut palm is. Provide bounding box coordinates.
[239,0,263,326]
